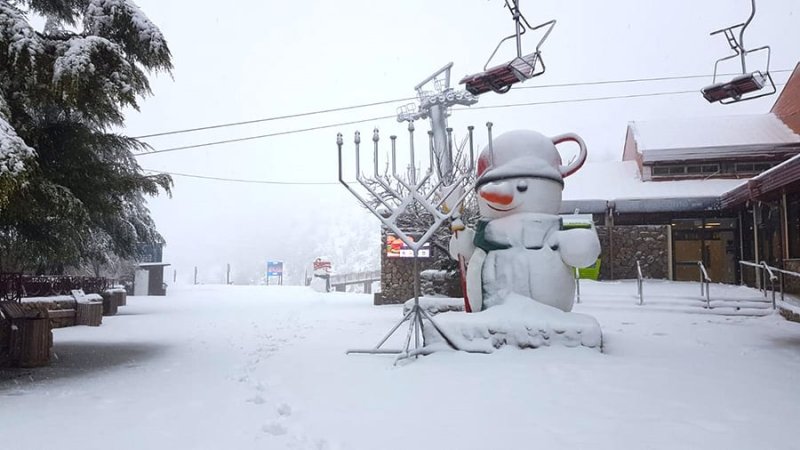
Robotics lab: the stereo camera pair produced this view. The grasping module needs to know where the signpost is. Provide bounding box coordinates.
[266,261,284,285]
[386,233,431,258]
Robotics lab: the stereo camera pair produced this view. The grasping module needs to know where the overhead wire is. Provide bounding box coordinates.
[136,80,788,157]
[138,114,396,155]
[142,80,787,186]
[132,97,415,139]
[131,69,795,141]
[143,169,341,185]
[134,70,792,184]
[512,69,795,90]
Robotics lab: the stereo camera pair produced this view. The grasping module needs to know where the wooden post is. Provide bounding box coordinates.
[76,302,103,326]
[753,205,761,288]
[782,193,790,262]
[0,302,52,368]
[114,290,127,307]
[11,318,51,368]
[100,291,119,316]
[0,316,10,367]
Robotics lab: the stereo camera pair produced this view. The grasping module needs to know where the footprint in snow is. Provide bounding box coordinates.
[261,422,288,436]
[246,395,266,405]
[277,403,292,416]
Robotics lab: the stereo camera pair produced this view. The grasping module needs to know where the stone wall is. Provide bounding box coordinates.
[376,250,437,305]
[784,259,800,296]
[596,225,670,280]
[375,217,462,305]
[378,222,671,303]
[780,305,800,323]
[420,270,462,297]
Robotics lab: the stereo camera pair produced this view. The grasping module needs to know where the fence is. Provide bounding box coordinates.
[0,274,112,303]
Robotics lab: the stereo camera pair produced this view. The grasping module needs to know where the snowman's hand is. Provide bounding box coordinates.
[449,227,476,261]
[545,229,560,249]
[557,228,601,268]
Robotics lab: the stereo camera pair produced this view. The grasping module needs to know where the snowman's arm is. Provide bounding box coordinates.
[448,224,476,262]
[552,228,601,268]
[465,248,485,313]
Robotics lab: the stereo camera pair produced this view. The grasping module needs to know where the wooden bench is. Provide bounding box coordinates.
[100,292,119,316]
[72,290,102,326]
[47,308,77,328]
[0,302,52,368]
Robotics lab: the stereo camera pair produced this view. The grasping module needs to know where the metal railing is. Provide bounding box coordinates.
[574,267,581,304]
[0,273,23,302]
[739,260,800,309]
[761,262,778,309]
[697,261,711,308]
[329,270,381,286]
[772,266,800,304]
[636,260,644,305]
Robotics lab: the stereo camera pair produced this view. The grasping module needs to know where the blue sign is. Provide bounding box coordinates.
[267,261,283,277]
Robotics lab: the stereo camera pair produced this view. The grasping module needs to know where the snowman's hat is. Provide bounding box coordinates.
[475,128,588,188]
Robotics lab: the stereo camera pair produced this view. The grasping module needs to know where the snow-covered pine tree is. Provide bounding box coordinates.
[0,0,172,274]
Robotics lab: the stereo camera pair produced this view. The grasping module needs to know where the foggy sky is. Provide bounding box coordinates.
[119,0,800,285]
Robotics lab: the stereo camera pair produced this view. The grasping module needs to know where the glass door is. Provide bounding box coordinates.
[672,218,737,283]
[673,219,703,281]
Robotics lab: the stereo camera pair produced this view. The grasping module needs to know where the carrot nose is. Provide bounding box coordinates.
[479,187,514,205]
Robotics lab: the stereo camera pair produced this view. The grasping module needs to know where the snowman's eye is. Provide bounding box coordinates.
[516,181,528,192]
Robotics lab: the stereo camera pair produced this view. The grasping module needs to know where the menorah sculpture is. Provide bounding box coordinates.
[337,122,477,360]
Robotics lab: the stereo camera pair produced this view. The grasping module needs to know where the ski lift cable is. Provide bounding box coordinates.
[459,84,780,111]
[132,97,416,139]
[130,70,794,141]
[143,81,787,186]
[136,81,787,157]
[136,114,398,156]
[513,69,793,91]
[142,169,341,185]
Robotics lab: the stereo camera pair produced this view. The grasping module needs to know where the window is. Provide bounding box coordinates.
[669,166,686,175]
[652,166,670,176]
[735,162,774,174]
[652,164,720,178]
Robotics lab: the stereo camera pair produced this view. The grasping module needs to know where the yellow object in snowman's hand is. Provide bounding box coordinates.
[439,183,465,215]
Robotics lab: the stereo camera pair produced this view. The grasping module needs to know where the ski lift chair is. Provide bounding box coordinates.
[701,0,776,104]
[459,0,556,96]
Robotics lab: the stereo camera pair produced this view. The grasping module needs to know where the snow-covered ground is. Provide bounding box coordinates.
[2,281,800,450]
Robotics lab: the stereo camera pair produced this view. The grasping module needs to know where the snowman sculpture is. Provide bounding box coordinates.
[309,257,333,293]
[449,129,601,314]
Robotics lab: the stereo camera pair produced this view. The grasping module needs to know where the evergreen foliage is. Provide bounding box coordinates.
[0,0,172,273]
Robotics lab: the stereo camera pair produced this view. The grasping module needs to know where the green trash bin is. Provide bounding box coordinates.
[577,258,601,280]
[561,213,601,281]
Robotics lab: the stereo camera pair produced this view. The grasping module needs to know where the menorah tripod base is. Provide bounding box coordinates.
[346,297,460,361]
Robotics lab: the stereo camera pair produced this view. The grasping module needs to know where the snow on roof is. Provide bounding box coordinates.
[562,160,746,202]
[721,152,800,207]
[630,113,800,162]
[137,262,171,268]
